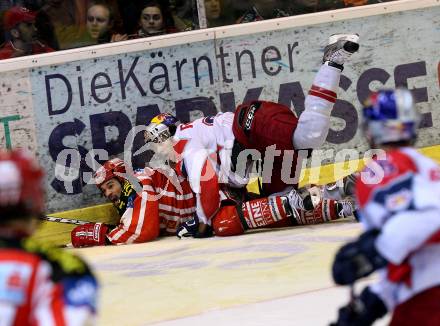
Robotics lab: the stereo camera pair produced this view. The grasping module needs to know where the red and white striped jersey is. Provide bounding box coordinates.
[356,148,440,309]
[107,167,196,244]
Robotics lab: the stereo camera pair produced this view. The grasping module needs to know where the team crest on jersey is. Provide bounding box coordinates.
[0,263,32,304]
[385,189,412,211]
[202,116,215,126]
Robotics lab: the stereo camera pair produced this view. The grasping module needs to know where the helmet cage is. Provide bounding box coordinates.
[144,113,178,144]
[145,123,173,144]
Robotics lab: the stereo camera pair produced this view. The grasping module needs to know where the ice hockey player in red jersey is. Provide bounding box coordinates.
[71,158,355,244]
[144,33,359,236]
[0,149,98,325]
[331,89,440,325]
[70,158,196,247]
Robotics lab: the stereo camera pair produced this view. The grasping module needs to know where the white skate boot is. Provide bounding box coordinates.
[336,199,357,219]
[286,188,306,211]
[323,33,359,70]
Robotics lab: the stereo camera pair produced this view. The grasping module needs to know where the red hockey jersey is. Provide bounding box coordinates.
[107,167,196,244]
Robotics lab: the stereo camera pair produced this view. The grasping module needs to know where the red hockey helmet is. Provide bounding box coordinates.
[0,149,45,220]
[93,158,127,189]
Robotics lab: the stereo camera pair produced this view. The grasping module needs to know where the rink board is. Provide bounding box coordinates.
[32,144,440,246]
[74,220,372,326]
[1,0,439,212]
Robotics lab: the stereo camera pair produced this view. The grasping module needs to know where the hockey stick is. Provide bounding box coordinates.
[329,284,362,326]
[40,215,91,225]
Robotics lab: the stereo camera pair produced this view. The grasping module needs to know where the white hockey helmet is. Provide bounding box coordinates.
[144,113,179,143]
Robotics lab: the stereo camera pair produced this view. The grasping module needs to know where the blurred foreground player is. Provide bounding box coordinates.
[145,33,360,236]
[0,149,98,325]
[331,89,440,325]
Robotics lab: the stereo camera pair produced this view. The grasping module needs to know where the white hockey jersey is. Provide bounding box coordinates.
[173,112,250,223]
[355,147,440,309]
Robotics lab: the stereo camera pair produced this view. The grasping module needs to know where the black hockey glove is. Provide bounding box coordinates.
[176,216,213,239]
[331,287,387,326]
[332,229,387,285]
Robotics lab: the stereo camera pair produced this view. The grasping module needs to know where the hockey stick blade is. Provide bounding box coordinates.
[40,215,91,225]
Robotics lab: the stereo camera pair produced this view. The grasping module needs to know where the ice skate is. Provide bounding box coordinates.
[323,33,359,70]
[287,188,307,211]
[336,199,356,219]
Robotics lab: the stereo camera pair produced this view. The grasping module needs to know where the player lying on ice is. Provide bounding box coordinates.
[143,33,360,237]
[70,158,356,247]
[331,89,440,325]
[0,149,99,325]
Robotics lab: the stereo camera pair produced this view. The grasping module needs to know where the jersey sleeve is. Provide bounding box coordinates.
[174,125,221,224]
[193,152,220,224]
[375,208,440,264]
[34,262,98,326]
[33,246,98,326]
[357,149,440,263]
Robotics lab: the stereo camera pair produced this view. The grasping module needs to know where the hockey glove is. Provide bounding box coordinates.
[177,217,213,239]
[71,223,110,248]
[332,229,387,285]
[332,286,387,326]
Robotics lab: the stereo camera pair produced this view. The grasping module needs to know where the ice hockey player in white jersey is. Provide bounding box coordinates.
[331,88,440,325]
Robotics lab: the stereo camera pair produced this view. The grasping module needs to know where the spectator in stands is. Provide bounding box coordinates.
[234,1,291,23]
[133,0,177,38]
[39,0,85,50]
[170,0,196,31]
[204,0,235,27]
[85,1,127,44]
[0,6,53,59]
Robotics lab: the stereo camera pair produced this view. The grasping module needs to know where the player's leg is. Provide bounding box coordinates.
[293,34,359,150]
[212,195,295,236]
[212,185,355,237]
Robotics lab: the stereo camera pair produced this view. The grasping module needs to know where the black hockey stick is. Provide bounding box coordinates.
[40,215,91,225]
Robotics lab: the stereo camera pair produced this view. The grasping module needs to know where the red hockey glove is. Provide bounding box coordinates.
[71,223,109,248]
